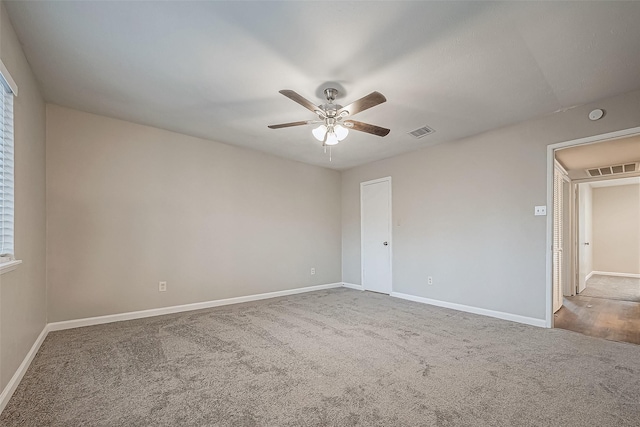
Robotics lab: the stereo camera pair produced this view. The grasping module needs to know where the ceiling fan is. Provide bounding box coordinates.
[268,88,390,146]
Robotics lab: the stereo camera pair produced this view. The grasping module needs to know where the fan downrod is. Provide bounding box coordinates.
[323,88,338,103]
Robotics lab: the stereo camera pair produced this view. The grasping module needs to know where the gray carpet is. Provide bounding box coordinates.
[580,274,640,302]
[2,288,640,426]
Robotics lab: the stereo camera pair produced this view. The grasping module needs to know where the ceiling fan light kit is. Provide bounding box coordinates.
[313,123,347,145]
[268,87,390,156]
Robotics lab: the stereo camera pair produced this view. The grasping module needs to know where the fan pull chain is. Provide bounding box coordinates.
[321,142,332,162]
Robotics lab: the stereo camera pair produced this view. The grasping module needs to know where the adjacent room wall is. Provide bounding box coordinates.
[46,105,341,322]
[0,3,47,392]
[592,183,640,275]
[342,89,640,321]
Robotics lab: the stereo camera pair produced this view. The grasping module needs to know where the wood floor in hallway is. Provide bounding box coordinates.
[554,295,640,345]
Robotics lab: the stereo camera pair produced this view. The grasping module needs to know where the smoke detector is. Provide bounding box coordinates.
[588,109,604,121]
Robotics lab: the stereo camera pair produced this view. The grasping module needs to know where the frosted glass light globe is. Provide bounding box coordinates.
[312,125,327,141]
[325,132,339,146]
[334,125,349,141]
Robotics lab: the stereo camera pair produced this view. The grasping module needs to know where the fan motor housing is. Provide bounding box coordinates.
[320,104,341,118]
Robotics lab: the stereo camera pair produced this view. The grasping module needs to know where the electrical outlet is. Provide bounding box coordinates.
[310,268,316,275]
[159,281,167,292]
[534,206,547,216]
[427,276,433,285]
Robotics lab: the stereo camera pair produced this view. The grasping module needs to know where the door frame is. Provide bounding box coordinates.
[573,174,640,295]
[360,176,393,293]
[552,160,570,312]
[546,126,640,328]
[562,173,574,298]
[575,182,594,295]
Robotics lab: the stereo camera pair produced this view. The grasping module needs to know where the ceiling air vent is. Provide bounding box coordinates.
[587,163,637,177]
[408,125,435,139]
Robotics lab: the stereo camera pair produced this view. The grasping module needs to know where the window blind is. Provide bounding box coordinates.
[0,72,15,258]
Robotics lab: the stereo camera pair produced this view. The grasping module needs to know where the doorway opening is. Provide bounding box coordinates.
[549,130,640,344]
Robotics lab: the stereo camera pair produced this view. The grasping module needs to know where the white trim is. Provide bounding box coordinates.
[0,282,344,416]
[590,271,640,279]
[571,170,640,184]
[554,160,569,177]
[549,126,640,151]
[359,176,391,186]
[589,176,640,188]
[572,181,579,296]
[360,176,393,294]
[0,59,17,95]
[391,292,546,328]
[585,271,595,281]
[546,126,640,328]
[0,259,21,275]
[3,281,555,416]
[0,326,47,414]
[47,283,343,332]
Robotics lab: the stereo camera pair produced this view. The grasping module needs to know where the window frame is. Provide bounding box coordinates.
[0,58,19,274]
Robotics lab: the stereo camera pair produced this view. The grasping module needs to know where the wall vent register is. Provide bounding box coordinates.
[408,125,435,139]
[587,163,637,177]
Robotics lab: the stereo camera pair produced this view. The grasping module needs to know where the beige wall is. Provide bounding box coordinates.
[592,184,640,275]
[0,3,47,391]
[46,105,341,322]
[342,89,640,321]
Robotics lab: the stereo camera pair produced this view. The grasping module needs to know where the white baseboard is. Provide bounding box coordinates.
[585,271,595,281]
[1,282,343,416]
[0,326,48,414]
[2,282,548,415]
[48,282,343,332]
[390,292,546,328]
[591,271,640,279]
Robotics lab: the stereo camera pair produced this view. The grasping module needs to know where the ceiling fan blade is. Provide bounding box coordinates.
[343,120,390,137]
[268,120,317,129]
[279,90,325,116]
[337,92,386,117]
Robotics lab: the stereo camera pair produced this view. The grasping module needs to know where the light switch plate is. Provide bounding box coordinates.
[534,206,547,216]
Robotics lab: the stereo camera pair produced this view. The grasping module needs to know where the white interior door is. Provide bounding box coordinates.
[562,179,573,296]
[577,183,593,293]
[361,177,392,294]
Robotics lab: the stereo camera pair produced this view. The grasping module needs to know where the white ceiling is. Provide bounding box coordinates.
[6,1,640,170]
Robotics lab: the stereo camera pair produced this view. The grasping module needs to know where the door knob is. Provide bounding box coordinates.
[383,241,388,246]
